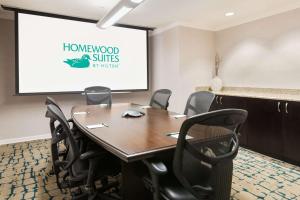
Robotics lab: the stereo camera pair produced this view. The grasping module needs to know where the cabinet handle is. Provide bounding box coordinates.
[216,96,219,104]
[285,102,288,114]
[277,102,281,112]
[220,97,223,105]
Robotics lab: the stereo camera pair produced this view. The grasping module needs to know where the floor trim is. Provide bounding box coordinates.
[0,134,51,145]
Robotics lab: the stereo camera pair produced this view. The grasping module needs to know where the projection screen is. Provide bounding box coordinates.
[16,11,149,94]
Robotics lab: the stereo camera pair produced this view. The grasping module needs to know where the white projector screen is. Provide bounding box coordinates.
[16,12,149,94]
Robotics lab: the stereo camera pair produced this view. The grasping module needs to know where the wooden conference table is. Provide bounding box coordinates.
[71,103,187,199]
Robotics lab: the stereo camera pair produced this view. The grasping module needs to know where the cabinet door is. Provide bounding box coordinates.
[209,95,238,110]
[209,95,248,146]
[245,98,283,159]
[219,96,248,146]
[218,95,246,109]
[282,101,300,164]
[214,95,226,109]
[209,95,220,111]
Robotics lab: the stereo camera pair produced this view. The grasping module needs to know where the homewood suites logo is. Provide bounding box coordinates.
[63,42,120,69]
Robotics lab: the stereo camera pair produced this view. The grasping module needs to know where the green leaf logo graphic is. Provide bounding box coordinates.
[64,54,91,68]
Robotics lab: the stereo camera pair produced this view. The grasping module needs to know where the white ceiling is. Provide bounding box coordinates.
[0,0,119,20]
[1,0,300,31]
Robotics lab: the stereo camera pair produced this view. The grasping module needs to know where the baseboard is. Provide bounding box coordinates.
[0,134,51,145]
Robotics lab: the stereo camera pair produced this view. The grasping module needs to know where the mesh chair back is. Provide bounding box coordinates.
[149,89,172,110]
[45,96,62,111]
[45,97,69,148]
[46,104,80,172]
[84,86,112,106]
[184,91,215,117]
[173,109,248,200]
[45,97,69,177]
[45,97,64,135]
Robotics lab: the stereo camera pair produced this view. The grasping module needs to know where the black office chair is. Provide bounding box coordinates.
[45,97,72,189]
[143,109,248,200]
[46,104,120,199]
[45,96,87,159]
[45,97,118,194]
[184,91,215,117]
[149,89,172,110]
[45,96,87,153]
[84,86,112,106]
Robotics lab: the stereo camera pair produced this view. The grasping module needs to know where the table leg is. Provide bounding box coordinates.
[121,161,152,200]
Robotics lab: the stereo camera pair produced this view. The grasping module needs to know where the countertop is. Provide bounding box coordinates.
[195,87,300,102]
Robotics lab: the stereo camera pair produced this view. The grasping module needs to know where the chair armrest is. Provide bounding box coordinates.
[80,150,106,160]
[143,159,167,200]
[143,159,168,176]
[192,184,213,194]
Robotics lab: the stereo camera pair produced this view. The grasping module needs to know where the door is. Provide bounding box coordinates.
[282,101,300,164]
[245,98,283,159]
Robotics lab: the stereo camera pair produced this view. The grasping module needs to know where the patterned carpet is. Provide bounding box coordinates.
[232,149,300,199]
[0,139,299,200]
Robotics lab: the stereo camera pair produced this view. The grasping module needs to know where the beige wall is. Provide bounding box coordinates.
[151,26,215,113]
[216,8,300,89]
[151,8,300,113]
[178,27,215,111]
[0,18,151,142]
[2,8,300,142]
[150,27,181,112]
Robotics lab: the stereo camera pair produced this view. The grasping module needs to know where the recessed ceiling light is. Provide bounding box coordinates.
[225,12,235,17]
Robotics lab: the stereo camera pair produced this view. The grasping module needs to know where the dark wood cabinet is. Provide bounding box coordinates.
[282,101,300,164]
[245,99,283,158]
[210,95,219,110]
[210,95,248,145]
[210,94,300,165]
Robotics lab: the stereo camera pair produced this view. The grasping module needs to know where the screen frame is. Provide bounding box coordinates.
[10,7,151,95]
